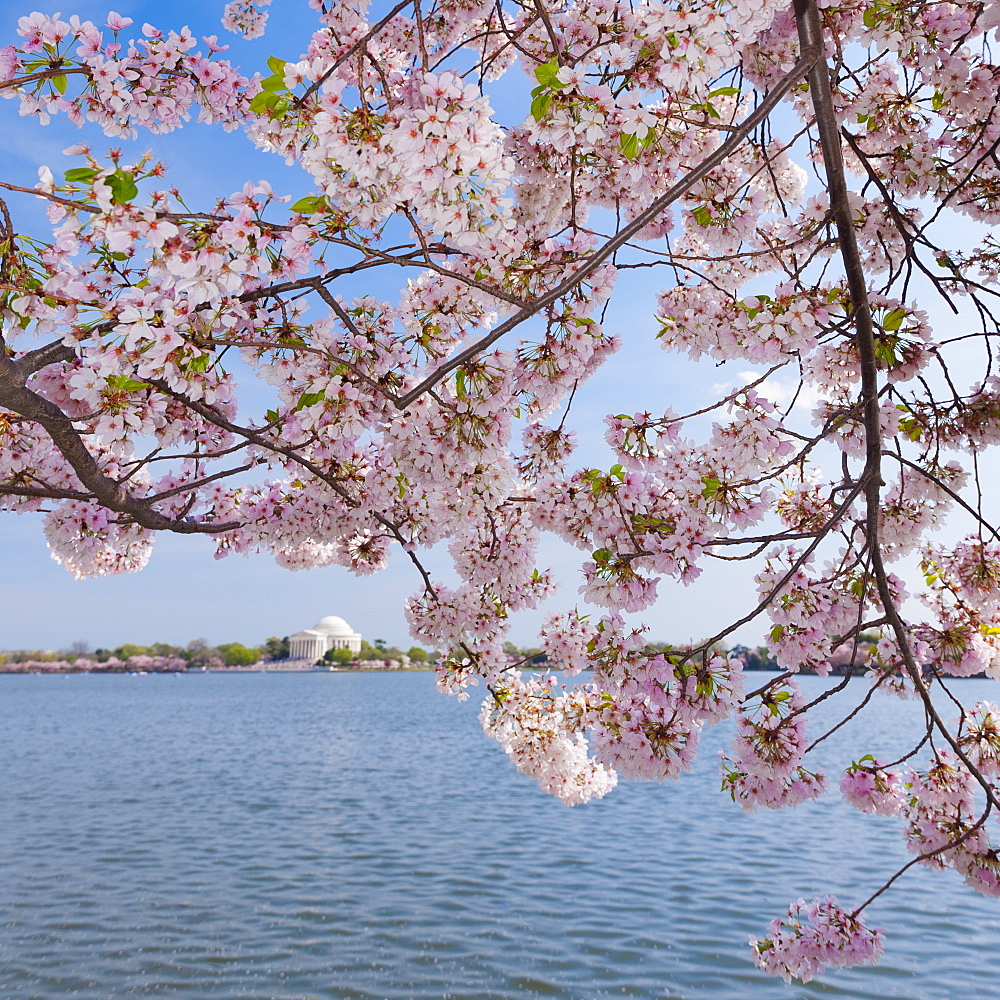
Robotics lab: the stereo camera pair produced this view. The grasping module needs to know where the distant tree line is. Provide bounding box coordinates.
[320,638,432,666]
[0,636,434,670]
[4,632,983,679]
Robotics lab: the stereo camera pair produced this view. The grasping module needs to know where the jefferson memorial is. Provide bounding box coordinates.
[288,616,363,662]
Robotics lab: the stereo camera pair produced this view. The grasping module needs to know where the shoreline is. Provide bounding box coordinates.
[0,664,436,675]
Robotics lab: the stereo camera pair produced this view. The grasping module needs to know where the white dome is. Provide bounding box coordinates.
[313,615,357,637]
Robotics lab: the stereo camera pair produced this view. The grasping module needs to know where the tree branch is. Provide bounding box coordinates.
[0,359,238,534]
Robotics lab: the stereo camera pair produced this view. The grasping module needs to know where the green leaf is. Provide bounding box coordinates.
[249,90,286,114]
[863,7,879,27]
[249,92,272,113]
[455,368,466,399]
[105,169,138,205]
[295,389,326,410]
[591,548,612,565]
[52,73,67,94]
[64,167,99,183]
[187,353,210,374]
[708,86,739,97]
[692,205,713,227]
[109,251,128,261]
[267,55,287,74]
[106,374,149,392]
[931,90,946,111]
[610,464,625,481]
[874,339,897,365]
[900,417,922,442]
[533,59,562,88]
[882,307,906,331]
[769,624,785,643]
[530,92,552,120]
[265,408,281,424]
[619,132,640,160]
[260,73,288,93]
[290,195,326,214]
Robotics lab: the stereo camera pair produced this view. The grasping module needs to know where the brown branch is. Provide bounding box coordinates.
[744,671,795,701]
[148,378,438,595]
[693,478,866,656]
[17,341,75,374]
[145,461,259,504]
[790,0,1000,826]
[804,675,882,753]
[0,65,90,91]
[0,360,237,534]
[793,0,880,501]
[0,180,99,214]
[531,0,564,65]
[851,799,994,918]
[0,482,92,501]
[148,380,350,497]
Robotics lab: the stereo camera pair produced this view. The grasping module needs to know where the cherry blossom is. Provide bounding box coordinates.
[750,897,884,984]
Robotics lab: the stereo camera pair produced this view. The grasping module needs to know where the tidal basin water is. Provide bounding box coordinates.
[1,672,998,1000]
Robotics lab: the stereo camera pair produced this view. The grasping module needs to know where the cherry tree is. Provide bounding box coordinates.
[3,0,1000,981]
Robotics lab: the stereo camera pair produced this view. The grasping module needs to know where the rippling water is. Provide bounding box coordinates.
[1,671,998,999]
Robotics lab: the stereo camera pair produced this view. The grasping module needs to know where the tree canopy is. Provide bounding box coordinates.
[4,0,1000,981]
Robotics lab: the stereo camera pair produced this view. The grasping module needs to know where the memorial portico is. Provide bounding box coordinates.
[288,616,363,662]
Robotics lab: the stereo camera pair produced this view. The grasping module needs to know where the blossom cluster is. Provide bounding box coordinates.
[839,757,907,816]
[750,897,884,984]
[902,749,1000,898]
[5,12,253,137]
[222,0,272,40]
[722,679,826,811]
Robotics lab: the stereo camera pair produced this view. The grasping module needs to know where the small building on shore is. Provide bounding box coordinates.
[288,616,362,662]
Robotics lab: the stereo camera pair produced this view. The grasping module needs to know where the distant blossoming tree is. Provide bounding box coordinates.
[3,0,1000,980]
